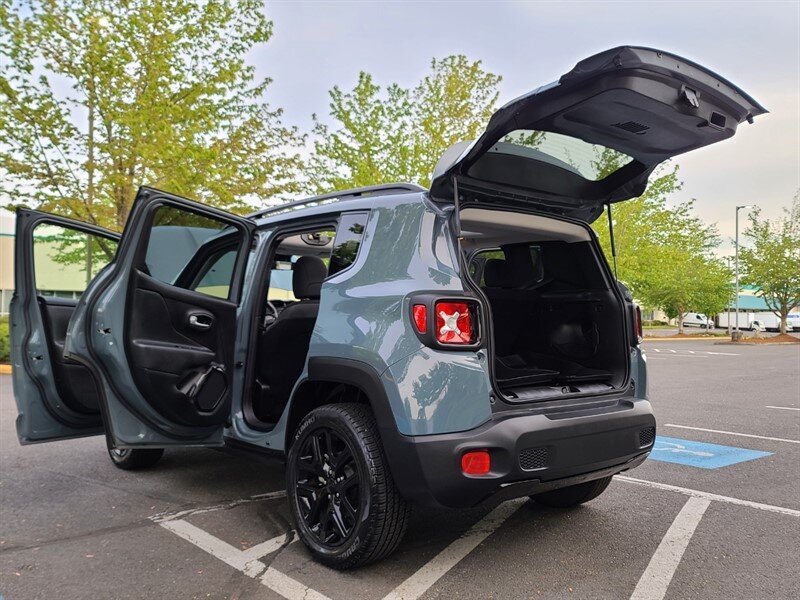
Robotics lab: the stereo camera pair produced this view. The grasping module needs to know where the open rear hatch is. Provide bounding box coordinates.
[430,46,766,222]
[438,46,764,404]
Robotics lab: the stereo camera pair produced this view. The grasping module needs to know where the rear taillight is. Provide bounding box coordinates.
[435,301,474,344]
[412,304,427,334]
[633,304,643,344]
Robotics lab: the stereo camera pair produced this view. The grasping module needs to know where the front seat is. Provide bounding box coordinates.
[253,256,328,422]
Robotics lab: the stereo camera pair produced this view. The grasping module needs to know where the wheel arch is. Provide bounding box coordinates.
[285,357,428,504]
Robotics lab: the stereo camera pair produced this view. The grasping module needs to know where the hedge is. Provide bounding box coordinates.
[0,316,9,363]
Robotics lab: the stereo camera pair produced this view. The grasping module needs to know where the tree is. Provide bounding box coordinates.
[0,0,304,232]
[740,192,800,334]
[590,153,737,331]
[307,55,501,193]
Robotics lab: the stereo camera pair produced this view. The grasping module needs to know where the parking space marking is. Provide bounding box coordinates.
[649,348,739,356]
[152,491,330,600]
[261,567,331,600]
[629,496,711,600]
[382,499,525,600]
[151,489,288,523]
[664,424,800,445]
[617,476,800,517]
[650,436,772,469]
[160,518,270,577]
[766,405,800,411]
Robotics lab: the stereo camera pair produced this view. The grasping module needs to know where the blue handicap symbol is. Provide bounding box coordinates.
[649,435,772,469]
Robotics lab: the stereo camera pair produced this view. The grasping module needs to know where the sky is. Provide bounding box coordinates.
[255,0,800,255]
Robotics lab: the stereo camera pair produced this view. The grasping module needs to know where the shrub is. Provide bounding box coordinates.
[0,316,9,363]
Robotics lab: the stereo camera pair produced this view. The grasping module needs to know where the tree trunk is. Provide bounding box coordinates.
[780,306,788,335]
[677,311,685,335]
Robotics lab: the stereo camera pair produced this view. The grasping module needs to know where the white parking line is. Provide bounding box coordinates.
[629,497,711,600]
[648,348,739,356]
[766,405,800,411]
[382,499,524,600]
[151,489,287,522]
[262,567,331,600]
[160,519,268,577]
[663,423,800,445]
[617,476,800,517]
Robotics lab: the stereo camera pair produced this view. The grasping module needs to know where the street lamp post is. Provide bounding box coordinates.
[734,205,753,336]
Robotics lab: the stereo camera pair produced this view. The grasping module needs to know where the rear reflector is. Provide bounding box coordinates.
[412,304,427,334]
[461,450,491,475]
[435,301,474,344]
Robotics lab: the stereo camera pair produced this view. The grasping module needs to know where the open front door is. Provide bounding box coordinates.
[11,210,120,444]
[65,187,255,448]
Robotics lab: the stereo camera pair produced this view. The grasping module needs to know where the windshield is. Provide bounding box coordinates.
[493,130,634,181]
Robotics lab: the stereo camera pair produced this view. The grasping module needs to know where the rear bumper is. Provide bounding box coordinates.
[382,398,655,508]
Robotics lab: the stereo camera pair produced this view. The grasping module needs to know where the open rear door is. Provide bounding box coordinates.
[430,46,766,222]
[65,187,255,448]
[11,210,120,443]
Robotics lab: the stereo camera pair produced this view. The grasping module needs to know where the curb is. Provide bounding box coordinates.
[714,341,800,346]
[643,337,731,342]
[0,364,12,375]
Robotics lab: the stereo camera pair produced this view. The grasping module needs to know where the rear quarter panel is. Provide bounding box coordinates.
[307,195,493,436]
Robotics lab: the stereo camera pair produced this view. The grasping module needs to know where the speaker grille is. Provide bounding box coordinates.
[613,120,650,135]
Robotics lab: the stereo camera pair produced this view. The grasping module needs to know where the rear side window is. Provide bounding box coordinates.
[33,223,118,298]
[143,205,241,300]
[191,248,237,299]
[328,212,368,276]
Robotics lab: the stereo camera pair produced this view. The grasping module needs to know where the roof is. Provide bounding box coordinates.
[729,294,771,311]
[249,183,427,225]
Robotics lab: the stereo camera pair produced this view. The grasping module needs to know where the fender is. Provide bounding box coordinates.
[300,357,433,504]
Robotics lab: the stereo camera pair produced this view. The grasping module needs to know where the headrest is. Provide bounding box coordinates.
[292,256,327,299]
[483,259,514,288]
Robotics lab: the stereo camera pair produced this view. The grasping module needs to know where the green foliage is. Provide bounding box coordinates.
[0,0,304,231]
[592,162,732,329]
[740,191,800,334]
[307,55,501,192]
[0,316,9,363]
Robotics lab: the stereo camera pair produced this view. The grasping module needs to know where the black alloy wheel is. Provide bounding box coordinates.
[287,403,410,569]
[294,425,362,547]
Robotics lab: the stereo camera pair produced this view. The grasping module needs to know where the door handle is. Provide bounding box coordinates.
[188,313,213,330]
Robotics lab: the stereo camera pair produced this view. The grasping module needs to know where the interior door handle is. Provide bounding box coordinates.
[188,314,213,330]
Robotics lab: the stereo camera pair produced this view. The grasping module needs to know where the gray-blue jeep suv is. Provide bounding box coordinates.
[10,46,764,568]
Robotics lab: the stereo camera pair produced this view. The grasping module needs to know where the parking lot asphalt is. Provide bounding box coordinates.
[1,339,799,600]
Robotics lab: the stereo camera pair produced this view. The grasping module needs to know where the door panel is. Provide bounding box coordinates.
[63,187,255,448]
[126,270,236,426]
[38,297,102,414]
[11,210,119,444]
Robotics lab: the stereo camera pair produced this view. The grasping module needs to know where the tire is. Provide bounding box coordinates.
[530,475,612,508]
[286,403,410,569]
[107,446,165,470]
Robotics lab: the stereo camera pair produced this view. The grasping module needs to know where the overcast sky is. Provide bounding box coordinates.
[257,0,799,254]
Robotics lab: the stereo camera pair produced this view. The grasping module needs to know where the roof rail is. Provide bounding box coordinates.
[248,182,425,219]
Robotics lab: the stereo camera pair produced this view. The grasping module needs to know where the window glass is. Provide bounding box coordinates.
[267,259,297,302]
[192,249,237,299]
[494,130,633,181]
[144,206,241,299]
[329,212,367,276]
[33,223,118,297]
[471,249,505,286]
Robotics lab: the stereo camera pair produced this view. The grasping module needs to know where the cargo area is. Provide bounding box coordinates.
[461,207,629,403]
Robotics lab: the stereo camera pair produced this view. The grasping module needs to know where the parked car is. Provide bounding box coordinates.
[682,313,715,330]
[10,46,764,568]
